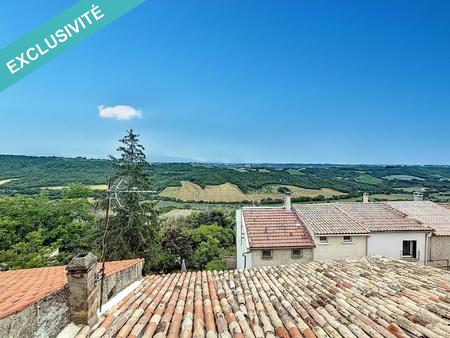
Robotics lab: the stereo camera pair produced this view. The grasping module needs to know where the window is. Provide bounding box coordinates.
[292,248,303,258]
[319,236,328,243]
[402,240,417,258]
[343,236,352,242]
[262,250,273,259]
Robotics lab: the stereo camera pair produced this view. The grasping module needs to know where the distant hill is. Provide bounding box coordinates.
[0,155,449,202]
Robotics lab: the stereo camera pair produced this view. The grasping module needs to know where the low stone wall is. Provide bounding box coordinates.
[0,287,70,338]
[100,260,144,304]
[0,260,144,338]
[223,256,237,269]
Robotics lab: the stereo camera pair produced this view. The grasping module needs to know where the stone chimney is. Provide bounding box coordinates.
[413,192,423,201]
[66,252,99,326]
[284,193,291,211]
[363,192,369,203]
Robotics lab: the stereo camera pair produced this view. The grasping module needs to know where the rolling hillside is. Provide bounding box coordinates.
[160,181,344,202]
[0,155,449,202]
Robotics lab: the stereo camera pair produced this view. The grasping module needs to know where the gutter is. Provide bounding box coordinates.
[425,232,433,265]
[242,250,251,269]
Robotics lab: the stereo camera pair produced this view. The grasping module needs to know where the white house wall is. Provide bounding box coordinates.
[367,232,427,264]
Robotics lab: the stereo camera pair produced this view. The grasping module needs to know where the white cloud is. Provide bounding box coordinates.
[98,105,142,120]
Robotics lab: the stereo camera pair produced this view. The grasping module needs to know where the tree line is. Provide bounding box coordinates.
[0,130,235,273]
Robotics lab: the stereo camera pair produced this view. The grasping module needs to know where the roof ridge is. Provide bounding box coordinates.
[382,202,420,221]
[291,207,316,247]
[333,203,369,231]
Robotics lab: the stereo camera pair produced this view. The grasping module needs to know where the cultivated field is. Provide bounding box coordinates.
[42,184,108,190]
[384,174,425,181]
[342,193,412,202]
[0,179,15,185]
[159,181,344,202]
[160,209,195,223]
[356,174,383,185]
[1,156,449,202]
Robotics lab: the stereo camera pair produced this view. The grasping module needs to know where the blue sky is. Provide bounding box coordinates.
[0,0,449,164]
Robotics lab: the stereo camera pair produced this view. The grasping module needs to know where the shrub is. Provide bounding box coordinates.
[192,239,223,269]
[206,259,227,271]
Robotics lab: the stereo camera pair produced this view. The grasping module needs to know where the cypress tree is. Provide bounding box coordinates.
[105,129,159,272]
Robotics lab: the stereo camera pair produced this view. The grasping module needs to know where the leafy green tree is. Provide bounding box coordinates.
[101,130,159,273]
[0,230,56,269]
[145,244,178,273]
[206,259,227,271]
[0,193,96,269]
[184,209,234,229]
[62,183,91,199]
[191,224,234,248]
[161,224,193,264]
[277,186,291,194]
[192,239,223,269]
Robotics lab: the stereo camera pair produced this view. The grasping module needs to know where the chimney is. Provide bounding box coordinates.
[413,192,423,201]
[363,192,369,203]
[66,252,99,326]
[284,193,291,211]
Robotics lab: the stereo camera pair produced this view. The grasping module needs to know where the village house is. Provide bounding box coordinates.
[337,202,432,264]
[237,196,445,268]
[236,197,315,269]
[388,201,450,268]
[440,203,450,210]
[293,203,369,261]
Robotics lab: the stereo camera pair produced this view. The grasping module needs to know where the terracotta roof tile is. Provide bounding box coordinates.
[337,202,432,232]
[439,203,450,211]
[242,208,315,248]
[0,258,143,319]
[82,257,450,338]
[388,201,450,236]
[293,203,369,235]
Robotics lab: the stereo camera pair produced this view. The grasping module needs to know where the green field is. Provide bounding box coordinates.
[356,175,383,185]
[339,193,413,202]
[1,155,449,203]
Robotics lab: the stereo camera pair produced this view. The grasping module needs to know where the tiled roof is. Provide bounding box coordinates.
[80,257,450,338]
[294,203,369,235]
[388,201,450,236]
[0,259,143,319]
[440,203,450,211]
[100,259,144,277]
[337,202,432,232]
[242,208,315,248]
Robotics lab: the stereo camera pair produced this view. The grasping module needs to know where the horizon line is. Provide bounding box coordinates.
[1,153,449,167]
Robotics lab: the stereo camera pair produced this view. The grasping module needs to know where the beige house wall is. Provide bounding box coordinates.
[251,248,313,268]
[429,236,450,267]
[313,235,367,261]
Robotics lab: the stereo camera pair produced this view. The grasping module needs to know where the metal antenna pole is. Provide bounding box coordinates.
[99,177,112,312]
[97,175,156,312]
